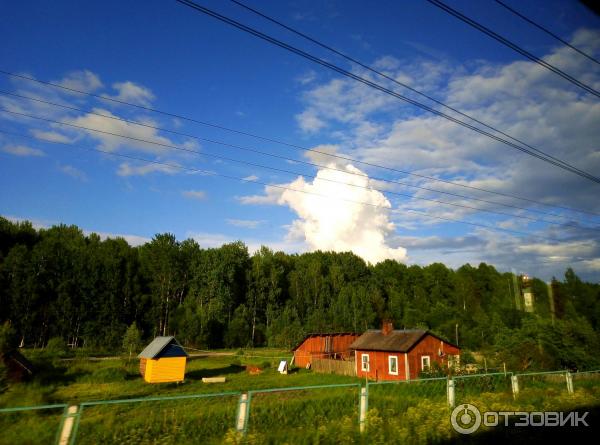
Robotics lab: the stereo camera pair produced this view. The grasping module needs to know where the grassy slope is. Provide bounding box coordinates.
[1,351,600,444]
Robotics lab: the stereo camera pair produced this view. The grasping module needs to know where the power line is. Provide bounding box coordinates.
[0,127,571,243]
[175,0,600,185]
[6,111,597,233]
[494,0,600,66]
[425,0,600,98]
[1,71,598,217]
[3,90,596,224]
[228,0,597,195]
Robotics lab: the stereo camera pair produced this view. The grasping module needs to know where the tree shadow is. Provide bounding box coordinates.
[31,360,85,386]
[186,364,245,380]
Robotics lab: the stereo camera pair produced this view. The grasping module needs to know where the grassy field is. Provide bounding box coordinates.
[1,351,600,444]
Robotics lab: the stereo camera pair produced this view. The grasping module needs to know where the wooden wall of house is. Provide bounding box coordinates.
[294,334,359,368]
[144,357,186,383]
[407,334,460,380]
[355,350,408,381]
[355,334,460,381]
[139,358,147,378]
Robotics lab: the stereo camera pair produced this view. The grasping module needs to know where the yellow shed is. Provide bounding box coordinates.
[138,336,188,383]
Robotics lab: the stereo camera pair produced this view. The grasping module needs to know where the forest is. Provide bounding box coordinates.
[1,216,599,371]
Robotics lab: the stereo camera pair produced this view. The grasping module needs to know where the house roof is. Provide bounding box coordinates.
[137,336,188,359]
[291,332,360,351]
[349,329,459,352]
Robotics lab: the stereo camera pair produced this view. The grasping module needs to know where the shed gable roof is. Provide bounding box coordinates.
[349,329,458,352]
[137,336,188,359]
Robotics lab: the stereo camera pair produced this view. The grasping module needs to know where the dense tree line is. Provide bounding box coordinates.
[1,217,599,371]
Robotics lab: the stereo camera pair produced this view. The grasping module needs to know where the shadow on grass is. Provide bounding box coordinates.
[186,365,245,380]
[441,404,600,444]
[31,360,85,386]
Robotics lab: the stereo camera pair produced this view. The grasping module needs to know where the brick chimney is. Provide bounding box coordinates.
[382,320,394,336]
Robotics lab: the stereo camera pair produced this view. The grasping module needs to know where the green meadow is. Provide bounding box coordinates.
[1,350,600,444]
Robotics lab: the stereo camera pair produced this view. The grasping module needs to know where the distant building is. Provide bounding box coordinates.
[292,333,360,368]
[521,275,535,313]
[349,322,460,381]
[138,336,188,383]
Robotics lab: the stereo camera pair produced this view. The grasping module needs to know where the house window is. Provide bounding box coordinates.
[361,354,370,372]
[388,355,398,375]
[421,355,431,371]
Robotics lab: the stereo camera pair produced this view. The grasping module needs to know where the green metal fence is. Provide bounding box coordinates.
[0,403,68,445]
[516,370,569,400]
[453,372,513,403]
[70,392,240,445]
[367,377,448,417]
[245,383,361,442]
[2,369,600,444]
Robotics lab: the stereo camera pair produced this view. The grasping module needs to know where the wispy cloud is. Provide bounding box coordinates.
[55,70,103,94]
[226,218,265,229]
[59,164,88,181]
[182,190,207,200]
[1,144,45,157]
[117,162,179,176]
[296,70,317,85]
[109,81,155,106]
[30,129,74,144]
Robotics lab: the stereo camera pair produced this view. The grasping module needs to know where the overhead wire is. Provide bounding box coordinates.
[425,0,600,98]
[174,0,600,184]
[227,0,598,194]
[1,90,596,224]
[1,70,598,217]
[493,0,600,66]
[3,107,599,233]
[0,126,573,243]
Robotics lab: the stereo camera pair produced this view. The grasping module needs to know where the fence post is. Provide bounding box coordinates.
[566,372,574,394]
[447,378,455,408]
[58,405,78,445]
[359,386,368,433]
[511,375,519,398]
[236,393,251,435]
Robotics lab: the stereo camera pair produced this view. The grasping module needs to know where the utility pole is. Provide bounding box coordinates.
[455,323,459,347]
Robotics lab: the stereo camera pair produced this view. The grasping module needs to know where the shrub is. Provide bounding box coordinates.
[45,337,67,356]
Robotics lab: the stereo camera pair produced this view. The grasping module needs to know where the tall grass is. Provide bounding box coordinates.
[75,396,238,445]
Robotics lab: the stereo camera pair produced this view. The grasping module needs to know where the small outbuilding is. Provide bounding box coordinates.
[292,332,360,368]
[350,322,460,381]
[138,336,188,383]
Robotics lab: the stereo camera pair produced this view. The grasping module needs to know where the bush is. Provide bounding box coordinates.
[45,337,67,356]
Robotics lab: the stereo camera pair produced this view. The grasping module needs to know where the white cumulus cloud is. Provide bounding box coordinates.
[241,162,407,264]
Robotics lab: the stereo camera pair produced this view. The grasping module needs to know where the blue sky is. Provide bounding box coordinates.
[1,0,599,280]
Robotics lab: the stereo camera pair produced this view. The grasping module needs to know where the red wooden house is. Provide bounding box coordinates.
[350,322,460,381]
[292,332,360,368]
